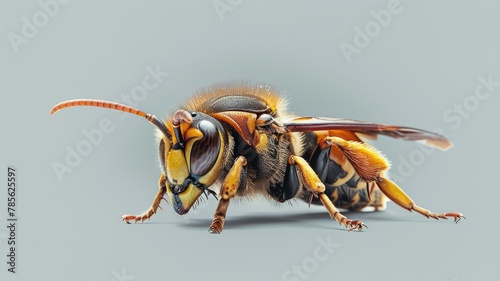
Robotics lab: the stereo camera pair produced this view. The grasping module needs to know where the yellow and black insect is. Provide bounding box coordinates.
[51,84,464,233]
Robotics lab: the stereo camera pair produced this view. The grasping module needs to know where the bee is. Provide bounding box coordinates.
[50,84,464,233]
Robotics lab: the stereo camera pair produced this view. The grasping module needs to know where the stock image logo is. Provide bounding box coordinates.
[51,64,169,182]
[213,0,243,21]
[282,234,340,281]
[110,268,135,281]
[340,0,404,63]
[7,0,71,54]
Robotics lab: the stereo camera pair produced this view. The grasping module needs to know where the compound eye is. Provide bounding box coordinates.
[189,120,221,177]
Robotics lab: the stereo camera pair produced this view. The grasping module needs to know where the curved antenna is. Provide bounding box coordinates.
[50,99,171,140]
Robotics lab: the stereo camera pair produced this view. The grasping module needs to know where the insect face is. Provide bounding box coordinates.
[161,110,227,215]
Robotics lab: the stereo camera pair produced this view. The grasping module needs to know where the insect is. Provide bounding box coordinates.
[51,84,464,233]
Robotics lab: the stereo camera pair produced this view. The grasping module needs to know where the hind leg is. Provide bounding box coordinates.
[377,177,464,222]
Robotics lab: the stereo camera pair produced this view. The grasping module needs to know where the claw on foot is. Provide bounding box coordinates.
[208,225,221,234]
[413,206,465,224]
[445,212,465,223]
[208,218,224,234]
[341,218,367,232]
[336,215,367,232]
[121,214,140,224]
[319,194,366,232]
[121,207,159,224]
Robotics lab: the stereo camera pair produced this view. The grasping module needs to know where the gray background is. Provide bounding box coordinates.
[1,1,499,281]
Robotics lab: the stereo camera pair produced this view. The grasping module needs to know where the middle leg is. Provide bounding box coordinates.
[289,155,367,231]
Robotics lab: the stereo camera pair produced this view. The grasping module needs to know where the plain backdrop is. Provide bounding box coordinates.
[1,1,499,281]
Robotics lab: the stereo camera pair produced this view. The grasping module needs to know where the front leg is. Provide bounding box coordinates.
[122,173,167,223]
[290,155,367,231]
[208,156,247,234]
